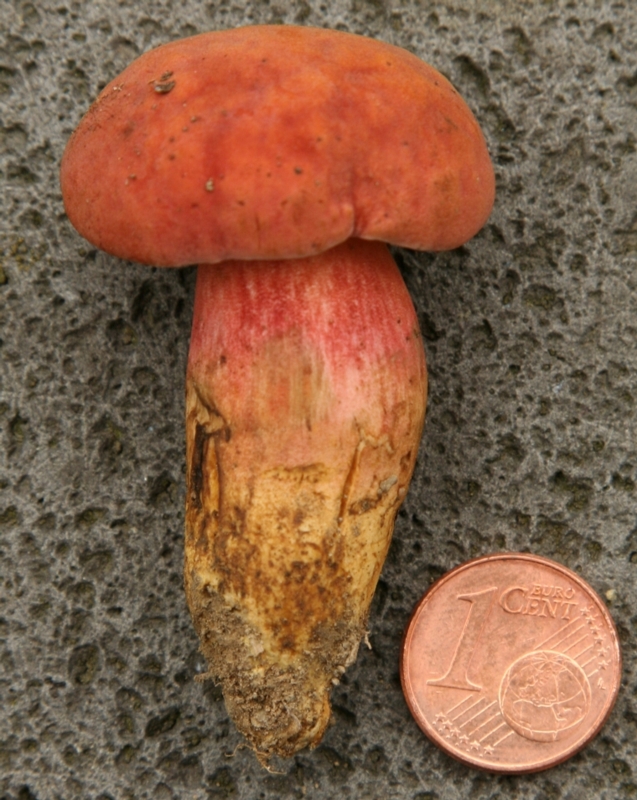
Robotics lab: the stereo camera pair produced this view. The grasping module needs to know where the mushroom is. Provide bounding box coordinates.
[60,25,494,760]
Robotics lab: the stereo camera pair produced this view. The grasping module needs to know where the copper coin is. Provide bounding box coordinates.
[400,553,621,773]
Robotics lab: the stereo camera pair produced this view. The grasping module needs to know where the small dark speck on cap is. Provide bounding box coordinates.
[294,167,303,174]
[155,80,176,94]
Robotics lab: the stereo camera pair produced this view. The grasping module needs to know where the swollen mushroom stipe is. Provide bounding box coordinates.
[60,25,495,761]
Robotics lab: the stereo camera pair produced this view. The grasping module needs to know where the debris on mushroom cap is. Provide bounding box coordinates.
[60,25,495,268]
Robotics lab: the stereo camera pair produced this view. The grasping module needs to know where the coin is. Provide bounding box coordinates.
[400,553,621,773]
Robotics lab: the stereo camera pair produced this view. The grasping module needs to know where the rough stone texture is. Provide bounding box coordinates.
[1,0,636,798]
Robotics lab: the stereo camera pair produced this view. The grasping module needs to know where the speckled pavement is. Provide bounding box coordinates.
[1,1,636,798]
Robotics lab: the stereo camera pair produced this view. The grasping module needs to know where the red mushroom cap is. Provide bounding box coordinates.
[60,25,495,266]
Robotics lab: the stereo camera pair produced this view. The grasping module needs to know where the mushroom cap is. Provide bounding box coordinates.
[60,25,495,266]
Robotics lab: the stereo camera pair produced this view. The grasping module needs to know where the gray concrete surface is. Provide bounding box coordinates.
[1,0,636,797]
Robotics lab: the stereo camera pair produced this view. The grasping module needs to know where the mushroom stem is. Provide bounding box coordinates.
[184,238,427,758]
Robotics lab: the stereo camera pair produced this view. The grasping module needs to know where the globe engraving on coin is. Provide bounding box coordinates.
[400,553,621,773]
[499,651,591,742]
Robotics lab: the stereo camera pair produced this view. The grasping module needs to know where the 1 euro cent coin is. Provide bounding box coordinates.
[400,553,621,773]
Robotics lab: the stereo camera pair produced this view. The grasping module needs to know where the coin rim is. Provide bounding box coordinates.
[399,552,622,774]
